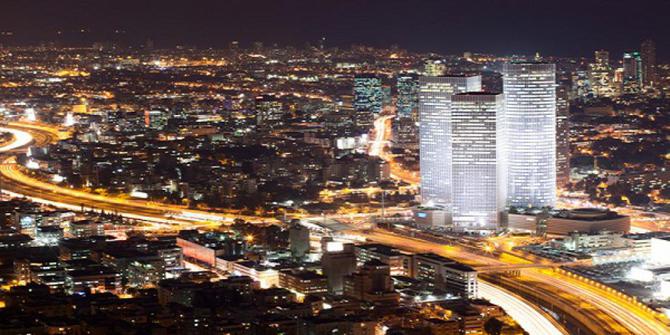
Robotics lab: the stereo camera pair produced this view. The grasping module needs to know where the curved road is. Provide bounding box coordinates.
[0,124,276,228]
[0,127,34,152]
[3,122,669,334]
[479,281,567,335]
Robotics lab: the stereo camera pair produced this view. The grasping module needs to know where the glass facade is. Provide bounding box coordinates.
[396,73,419,120]
[418,75,481,214]
[353,74,383,127]
[503,62,557,208]
[556,84,570,188]
[623,52,642,93]
[589,50,615,97]
[451,93,506,232]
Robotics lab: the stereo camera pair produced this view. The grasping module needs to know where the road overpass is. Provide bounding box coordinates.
[3,121,669,335]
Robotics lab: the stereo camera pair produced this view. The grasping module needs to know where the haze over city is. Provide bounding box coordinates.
[0,1,667,335]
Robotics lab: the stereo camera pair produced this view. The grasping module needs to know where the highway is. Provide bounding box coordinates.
[369,114,419,185]
[2,121,670,334]
[0,124,277,229]
[0,127,34,152]
[354,227,670,335]
[368,113,670,333]
[478,281,567,335]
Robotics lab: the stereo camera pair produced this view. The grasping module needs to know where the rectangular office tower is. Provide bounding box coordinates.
[556,84,571,188]
[396,73,419,120]
[451,93,506,232]
[353,74,383,128]
[418,75,481,218]
[503,62,557,209]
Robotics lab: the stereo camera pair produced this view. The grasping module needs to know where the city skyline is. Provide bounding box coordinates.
[0,1,667,58]
[0,2,668,334]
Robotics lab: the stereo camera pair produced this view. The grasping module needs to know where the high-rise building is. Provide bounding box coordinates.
[451,93,506,232]
[419,75,482,219]
[623,52,643,93]
[641,39,657,87]
[503,62,557,208]
[556,84,571,189]
[393,73,420,151]
[571,70,591,100]
[396,73,419,120]
[353,74,383,128]
[289,223,310,259]
[255,95,284,127]
[392,117,419,151]
[589,50,615,97]
[424,57,447,76]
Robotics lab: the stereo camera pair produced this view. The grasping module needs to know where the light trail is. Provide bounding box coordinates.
[0,156,274,225]
[2,120,668,334]
[352,228,670,334]
[0,127,34,152]
[369,114,394,157]
[526,270,670,335]
[478,280,567,335]
[368,114,419,185]
[0,189,189,227]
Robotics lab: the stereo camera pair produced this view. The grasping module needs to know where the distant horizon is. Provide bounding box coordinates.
[0,0,667,60]
[0,36,661,62]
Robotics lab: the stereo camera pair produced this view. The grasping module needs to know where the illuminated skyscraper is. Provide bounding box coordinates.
[396,73,419,120]
[393,73,419,150]
[623,52,642,93]
[423,57,446,76]
[353,74,383,127]
[571,70,591,100]
[503,62,556,208]
[556,84,570,188]
[255,95,284,128]
[451,92,506,232]
[419,75,481,216]
[641,39,657,87]
[589,50,615,97]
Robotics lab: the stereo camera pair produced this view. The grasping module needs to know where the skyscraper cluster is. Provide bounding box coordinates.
[419,62,558,233]
[584,40,657,98]
[419,75,481,215]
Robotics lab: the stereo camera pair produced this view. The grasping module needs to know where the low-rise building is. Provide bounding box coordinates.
[413,253,478,299]
[354,243,413,276]
[278,269,328,296]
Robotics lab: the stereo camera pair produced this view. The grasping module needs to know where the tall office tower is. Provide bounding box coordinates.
[255,95,284,128]
[589,50,615,97]
[419,75,482,218]
[288,223,310,259]
[556,84,571,188]
[396,73,419,120]
[451,93,506,232]
[623,52,643,93]
[641,39,657,87]
[571,70,592,100]
[503,62,557,208]
[393,73,420,151]
[423,57,446,76]
[353,74,383,128]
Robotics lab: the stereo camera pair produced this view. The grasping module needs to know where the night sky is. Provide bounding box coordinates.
[1,0,667,58]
